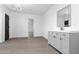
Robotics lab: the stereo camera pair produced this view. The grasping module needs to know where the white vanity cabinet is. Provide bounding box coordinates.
[48,31,79,54]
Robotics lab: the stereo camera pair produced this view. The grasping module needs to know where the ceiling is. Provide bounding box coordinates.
[4,4,53,15]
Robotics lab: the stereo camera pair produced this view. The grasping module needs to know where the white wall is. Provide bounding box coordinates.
[71,4,79,30]
[7,10,42,38]
[0,5,5,43]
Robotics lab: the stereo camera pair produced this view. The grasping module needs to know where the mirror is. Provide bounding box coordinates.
[57,5,71,28]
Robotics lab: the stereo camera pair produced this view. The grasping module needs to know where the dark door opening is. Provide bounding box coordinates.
[5,14,9,41]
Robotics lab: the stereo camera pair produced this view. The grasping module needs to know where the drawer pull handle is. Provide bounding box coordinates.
[53,35,56,38]
[60,37,62,40]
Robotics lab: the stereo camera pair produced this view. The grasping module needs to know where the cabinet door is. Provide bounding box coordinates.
[51,32,56,48]
[51,32,60,51]
[54,32,60,51]
[60,33,69,54]
[48,32,58,48]
[48,32,60,51]
[48,32,56,47]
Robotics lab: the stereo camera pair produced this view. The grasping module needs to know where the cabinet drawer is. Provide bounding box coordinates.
[61,32,69,38]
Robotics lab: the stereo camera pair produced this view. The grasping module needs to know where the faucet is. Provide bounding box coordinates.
[60,27,64,30]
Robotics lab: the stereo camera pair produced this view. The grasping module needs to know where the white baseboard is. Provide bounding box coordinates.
[42,36,48,40]
[0,40,5,43]
[9,36,48,40]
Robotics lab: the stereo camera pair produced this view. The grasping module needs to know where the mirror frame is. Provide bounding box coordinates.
[57,4,71,27]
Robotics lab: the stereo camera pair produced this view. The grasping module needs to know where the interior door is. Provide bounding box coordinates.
[5,14,9,41]
[28,18,34,38]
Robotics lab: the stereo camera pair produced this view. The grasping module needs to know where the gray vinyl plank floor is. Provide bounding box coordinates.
[0,37,60,54]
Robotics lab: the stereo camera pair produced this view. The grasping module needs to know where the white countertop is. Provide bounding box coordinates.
[49,30,79,33]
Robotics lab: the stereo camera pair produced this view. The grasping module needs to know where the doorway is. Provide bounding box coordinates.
[28,18,34,38]
[5,14,9,41]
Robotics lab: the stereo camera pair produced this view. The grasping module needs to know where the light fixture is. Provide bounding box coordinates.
[16,6,22,11]
[13,4,22,11]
